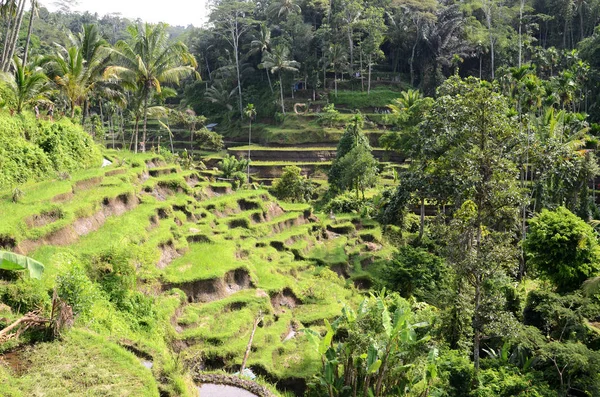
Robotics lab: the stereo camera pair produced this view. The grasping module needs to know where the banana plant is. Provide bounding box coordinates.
[0,251,44,279]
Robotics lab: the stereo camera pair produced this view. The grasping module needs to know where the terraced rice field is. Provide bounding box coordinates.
[0,150,396,395]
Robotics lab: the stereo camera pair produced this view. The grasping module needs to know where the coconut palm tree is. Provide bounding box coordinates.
[250,24,273,93]
[260,45,300,115]
[327,44,347,98]
[0,56,50,113]
[268,0,301,19]
[106,23,198,152]
[43,24,112,119]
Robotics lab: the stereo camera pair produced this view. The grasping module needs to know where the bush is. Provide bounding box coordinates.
[86,248,136,310]
[270,166,315,203]
[56,266,97,317]
[317,103,342,127]
[1,277,50,313]
[383,246,451,305]
[524,206,600,292]
[325,192,365,213]
[0,112,101,189]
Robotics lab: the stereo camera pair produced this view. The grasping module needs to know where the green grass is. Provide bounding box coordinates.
[0,147,400,391]
[5,329,159,397]
[329,88,402,109]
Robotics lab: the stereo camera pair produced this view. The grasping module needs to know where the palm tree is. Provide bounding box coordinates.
[327,44,347,98]
[244,103,256,183]
[0,56,50,113]
[250,24,273,93]
[0,0,27,72]
[22,0,38,66]
[106,23,198,153]
[44,24,112,119]
[205,80,235,111]
[387,89,424,114]
[260,45,300,115]
[268,0,300,19]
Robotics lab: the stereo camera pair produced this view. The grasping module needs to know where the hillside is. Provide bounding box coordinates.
[0,150,395,396]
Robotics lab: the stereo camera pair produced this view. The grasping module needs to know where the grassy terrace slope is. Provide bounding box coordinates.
[0,150,396,396]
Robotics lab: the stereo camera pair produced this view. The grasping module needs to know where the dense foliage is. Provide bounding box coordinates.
[0,112,101,189]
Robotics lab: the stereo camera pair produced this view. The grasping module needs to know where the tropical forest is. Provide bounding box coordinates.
[4,0,600,396]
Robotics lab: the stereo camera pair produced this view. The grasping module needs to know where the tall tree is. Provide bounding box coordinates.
[44,24,112,119]
[0,56,50,113]
[210,0,255,117]
[250,23,274,93]
[360,6,385,94]
[259,44,300,115]
[107,23,198,152]
[21,0,37,66]
[418,76,523,371]
[0,0,27,72]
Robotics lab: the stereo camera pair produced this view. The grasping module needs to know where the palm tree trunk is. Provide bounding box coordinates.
[367,55,372,95]
[266,69,273,93]
[22,0,35,66]
[1,1,16,71]
[334,71,337,97]
[142,94,149,152]
[168,118,174,154]
[410,25,418,86]
[347,28,353,73]
[2,0,26,72]
[5,0,26,72]
[134,116,139,153]
[419,197,425,240]
[247,120,251,183]
[279,72,285,114]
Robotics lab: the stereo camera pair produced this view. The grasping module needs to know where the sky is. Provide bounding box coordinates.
[43,0,210,27]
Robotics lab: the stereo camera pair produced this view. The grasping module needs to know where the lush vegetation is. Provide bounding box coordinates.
[4,0,600,396]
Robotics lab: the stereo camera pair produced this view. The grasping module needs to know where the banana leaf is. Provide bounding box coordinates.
[0,251,44,279]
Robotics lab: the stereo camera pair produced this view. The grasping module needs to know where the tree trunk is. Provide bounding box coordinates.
[234,38,243,116]
[279,72,285,114]
[580,4,585,42]
[410,23,419,86]
[22,0,35,66]
[4,0,26,72]
[0,1,16,71]
[473,279,481,372]
[518,0,523,68]
[134,117,139,153]
[247,120,251,183]
[360,50,364,92]
[334,71,338,97]
[367,55,372,95]
[142,94,148,152]
[419,197,425,240]
[168,118,174,154]
[347,29,353,73]
[265,68,273,93]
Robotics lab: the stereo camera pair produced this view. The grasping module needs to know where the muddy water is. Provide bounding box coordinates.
[197,384,258,397]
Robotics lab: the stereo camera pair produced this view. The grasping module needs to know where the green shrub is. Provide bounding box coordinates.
[316,103,342,127]
[86,248,136,310]
[383,246,451,305]
[325,192,366,213]
[0,112,101,189]
[270,165,315,203]
[56,265,97,317]
[1,277,50,313]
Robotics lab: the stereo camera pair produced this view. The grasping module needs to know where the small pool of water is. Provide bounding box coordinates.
[197,383,258,397]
